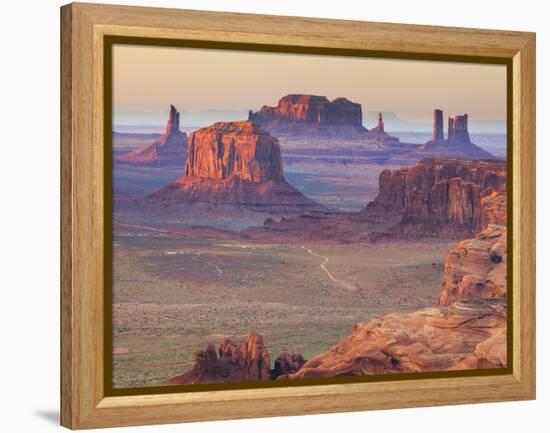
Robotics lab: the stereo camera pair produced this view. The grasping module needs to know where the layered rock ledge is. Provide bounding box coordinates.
[279,298,507,379]
[365,158,507,237]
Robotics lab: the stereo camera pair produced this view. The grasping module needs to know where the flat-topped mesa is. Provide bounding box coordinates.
[115,104,188,167]
[149,121,321,212]
[365,158,507,237]
[248,94,369,138]
[184,121,285,183]
[249,94,363,126]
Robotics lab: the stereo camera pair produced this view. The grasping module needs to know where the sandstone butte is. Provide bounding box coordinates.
[248,94,400,144]
[116,105,188,166]
[149,121,321,212]
[365,157,507,237]
[414,109,495,159]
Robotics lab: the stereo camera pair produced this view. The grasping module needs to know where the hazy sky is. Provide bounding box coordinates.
[112,44,507,130]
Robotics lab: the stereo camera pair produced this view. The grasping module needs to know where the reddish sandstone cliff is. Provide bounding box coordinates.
[185,122,284,182]
[279,298,507,379]
[438,224,507,306]
[365,158,507,237]
[116,105,188,166]
[149,121,321,212]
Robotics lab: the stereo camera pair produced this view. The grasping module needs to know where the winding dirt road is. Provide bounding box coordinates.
[301,246,355,290]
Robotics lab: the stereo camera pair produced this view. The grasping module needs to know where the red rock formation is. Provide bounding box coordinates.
[248,94,369,138]
[116,105,188,166]
[480,190,507,229]
[364,112,401,145]
[365,158,507,237]
[168,333,271,385]
[448,114,470,143]
[279,298,507,379]
[438,224,507,306]
[185,122,284,182]
[414,110,493,160]
[377,112,384,130]
[273,352,306,378]
[433,109,444,141]
[149,121,321,212]
[249,94,363,126]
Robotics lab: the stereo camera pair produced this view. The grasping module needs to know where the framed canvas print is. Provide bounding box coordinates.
[60,3,536,429]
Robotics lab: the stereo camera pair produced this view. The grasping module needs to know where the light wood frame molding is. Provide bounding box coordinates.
[60,2,536,429]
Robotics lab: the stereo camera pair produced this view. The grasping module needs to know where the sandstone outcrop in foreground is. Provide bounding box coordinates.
[438,224,507,306]
[169,299,506,385]
[168,333,271,385]
[279,299,507,379]
[116,105,188,166]
[167,334,307,385]
[149,121,321,212]
[365,158,507,237]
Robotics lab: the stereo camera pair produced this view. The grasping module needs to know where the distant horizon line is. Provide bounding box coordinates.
[112,123,507,135]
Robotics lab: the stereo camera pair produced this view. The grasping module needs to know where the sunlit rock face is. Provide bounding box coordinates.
[148,121,321,212]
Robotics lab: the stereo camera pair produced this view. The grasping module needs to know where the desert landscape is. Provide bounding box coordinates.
[110,46,508,389]
[111,97,507,388]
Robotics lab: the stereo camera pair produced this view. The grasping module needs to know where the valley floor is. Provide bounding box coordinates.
[112,226,454,388]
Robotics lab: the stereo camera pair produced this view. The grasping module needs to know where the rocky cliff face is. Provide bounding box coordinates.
[185,122,284,182]
[438,224,507,306]
[365,158,507,237]
[149,121,321,212]
[116,105,188,166]
[168,333,272,385]
[279,298,507,379]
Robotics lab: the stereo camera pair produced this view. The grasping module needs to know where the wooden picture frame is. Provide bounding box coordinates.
[61,2,536,429]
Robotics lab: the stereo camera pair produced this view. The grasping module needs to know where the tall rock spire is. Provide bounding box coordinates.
[165,104,180,134]
[377,112,384,131]
[433,109,444,141]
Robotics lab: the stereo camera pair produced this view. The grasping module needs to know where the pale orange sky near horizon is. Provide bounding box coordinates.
[112,44,507,126]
